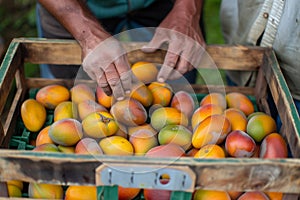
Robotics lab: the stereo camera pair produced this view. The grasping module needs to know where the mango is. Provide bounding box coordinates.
[247,111,265,121]
[238,191,269,200]
[96,86,113,109]
[114,127,128,139]
[35,125,54,146]
[36,84,70,109]
[194,144,226,159]
[186,148,199,157]
[225,130,256,158]
[148,103,164,117]
[77,99,107,120]
[70,83,95,104]
[224,108,247,131]
[21,99,46,132]
[82,111,118,139]
[7,184,22,197]
[131,61,158,84]
[118,186,141,200]
[99,136,134,156]
[158,124,192,151]
[266,191,283,200]
[192,114,231,149]
[145,144,185,158]
[193,189,231,200]
[148,81,173,106]
[226,92,254,116]
[227,191,243,200]
[246,114,277,142]
[260,133,288,158]
[65,185,97,200]
[75,138,103,155]
[57,145,75,154]
[111,98,147,127]
[33,143,60,152]
[28,183,64,199]
[128,123,157,137]
[171,90,196,118]
[6,180,23,191]
[54,101,76,122]
[150,107,188,131]
[200,92,226,110]
[129,83,153,107]
[49,118,83,146]
[129,129,158,156]
[191,104,223,130]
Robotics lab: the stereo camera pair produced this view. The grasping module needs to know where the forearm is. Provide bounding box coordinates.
[172,0,203,23]
[38,0,110,52]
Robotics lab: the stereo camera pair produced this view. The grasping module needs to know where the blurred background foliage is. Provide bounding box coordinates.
[0,0,37,48]
[0,0,224,81]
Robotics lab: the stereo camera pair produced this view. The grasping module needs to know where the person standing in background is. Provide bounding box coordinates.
[220,0,300,115]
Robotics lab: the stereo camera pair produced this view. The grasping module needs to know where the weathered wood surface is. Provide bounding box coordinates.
[261,51,300,158]
[17,38,266,71]
[0,42,26,147]
[0,150,300,194]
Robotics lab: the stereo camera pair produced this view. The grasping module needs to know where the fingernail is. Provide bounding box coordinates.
[125,90,131,94]
[158,77,165,82]
[117,96,125,101]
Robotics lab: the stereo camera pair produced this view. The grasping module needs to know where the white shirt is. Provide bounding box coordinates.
[220,0,300,100]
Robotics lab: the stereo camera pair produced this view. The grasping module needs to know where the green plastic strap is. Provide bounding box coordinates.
[170,191,193,200]
[97,185,118,200]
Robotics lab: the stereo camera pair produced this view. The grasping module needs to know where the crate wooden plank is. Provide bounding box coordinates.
[261,51,300,158]
[0,41,22,115]
[0,150,300,194]
[16,38,265,71]
[0,41,28,146]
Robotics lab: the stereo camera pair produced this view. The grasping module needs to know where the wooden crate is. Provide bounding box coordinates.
[0,38,299,199]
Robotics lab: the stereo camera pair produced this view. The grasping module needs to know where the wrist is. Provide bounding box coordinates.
[75,19,112,58]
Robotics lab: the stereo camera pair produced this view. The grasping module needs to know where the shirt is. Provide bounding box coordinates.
[220,0,300,100]
[86,0,157,19]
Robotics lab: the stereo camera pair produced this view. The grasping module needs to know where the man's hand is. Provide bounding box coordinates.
[142,0,205,82]
[82,37,133,101]
[38,0,133,100]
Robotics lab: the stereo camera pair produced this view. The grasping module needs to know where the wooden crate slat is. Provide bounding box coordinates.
[0,151,300,194]
[0,41,22,114]
[17,38,264,71]
[262,51,300,158]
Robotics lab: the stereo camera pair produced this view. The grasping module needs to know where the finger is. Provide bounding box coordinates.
[157,51,179,82]
[110,77,125,101]
[96,68,112,96]
[175,57,190,75]
[105,63,125,100]
[114,56,132,94]
[84,68,97,81]
[141,34,166,53]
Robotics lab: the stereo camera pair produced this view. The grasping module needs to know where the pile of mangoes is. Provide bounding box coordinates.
[9,61,288,199]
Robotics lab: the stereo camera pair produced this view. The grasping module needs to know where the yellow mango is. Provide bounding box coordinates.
[21,99,46,132]
[54,101,76,122]
[36,84,70,109]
